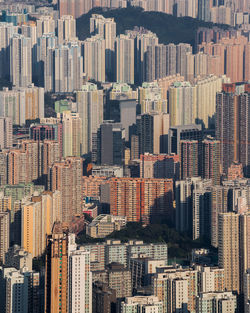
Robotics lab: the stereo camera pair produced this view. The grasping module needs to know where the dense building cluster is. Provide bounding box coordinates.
[0,0,249,313]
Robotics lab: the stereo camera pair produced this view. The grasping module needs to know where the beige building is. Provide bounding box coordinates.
[86,214,127,238]
[49,157,82,223]
[57,15,76,44]
[76,83,103,155]
[218,212,240,293]
[0,117,12,149]
[115,34,134,84]
[21,191,62,258]
[61,111,82,157]
[0,211,9,263]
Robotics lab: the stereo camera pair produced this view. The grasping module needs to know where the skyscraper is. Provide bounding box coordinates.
[57,15,76,44]
[202,137,221,185]
[0,22,18,79]
[218,212,240,293]
[137,112,169,155]
[0,211,9,263]
[10,34,32,87]
[45,42,83,93]
[115,34,134,84]
[76,83,103,156]
[45,224,92,313]
[216,83,250,176]
[0,117,13,149]
[49,157,83,223]
[179,140,199,179]
[90,14,116,78]
[83,35,106,83]
[97,121,125,166]
[61,111,83,157]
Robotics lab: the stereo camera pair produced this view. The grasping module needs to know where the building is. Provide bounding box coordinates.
[45,42,83,93]
[109,177,173,224]
[168,124,202,155]
[83,35,106,82]
[49,157,82,223]
[137,112,169,155]
[92,281,116,313]
[202,137,221,185]
[57,15,76,44]
[10,34,32,87]
[196,291,237,313]
[115,34,134,84]
[61,111,83,157]
[4,245,32,271]
[94,262,132,299]
[97,121,125,166]
[0,85,44,125]
[140,153,179,180]
[90,14,116,77]
[76,83,103,156]
[0,22,19,80]
[216,83,250,177]
[179,140,199,179]
[21,191,62,258]
[45,222,69,313]
[121,296,163,313]
[0,211,9,263]
[86,214,127,238]
[175,177,212,236]
[218,212,240,293]
[68,247,92,313]
[0,117,12,149]
[0,267,40,313]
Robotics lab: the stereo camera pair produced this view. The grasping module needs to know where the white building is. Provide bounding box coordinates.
[68,247,92,313]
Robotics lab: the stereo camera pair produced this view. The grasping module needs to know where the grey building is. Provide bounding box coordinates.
[97,121,125,166]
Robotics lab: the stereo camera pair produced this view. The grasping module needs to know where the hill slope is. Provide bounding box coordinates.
[76,6,230,47]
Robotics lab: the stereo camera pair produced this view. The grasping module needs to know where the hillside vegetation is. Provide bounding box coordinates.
[76,6,230,47]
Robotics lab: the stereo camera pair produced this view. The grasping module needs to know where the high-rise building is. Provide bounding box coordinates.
[168,124,202,155]
[83,35,106,82]
[0,267,40,313]
[45,42,83,92]
[61,111,83,157]
[49,157,83,223]
[145,44,167,82]
[216,83,250,176]
[0,211,9,263]
[109,177,173,224]
[97,121,125,166]
[68,247,92,313]
[218,212,240,293]
[121,296,163,312]
[202,137,221,185]
[76,83,103,156]
[21,191,62,258]
[0,117,13,149]
[10,34,32,87]
[90,14,116,78]
[179,140,199,179]
[92,282,116,313]
[45,222,69,313]
[45,225,92,313]
[57,15,76,44]
[115,35,134,84]
[175,177,212,237]
[140,153,179,180]
[137,112,169,155]
[36,33,57,86]
[36,15,55,38]
[196,291,237,313]
[0,85,44,125]
[0,22,18,79]
[138,82,167,114]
